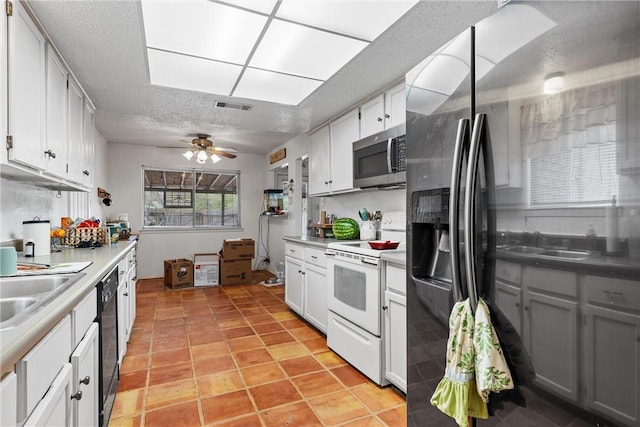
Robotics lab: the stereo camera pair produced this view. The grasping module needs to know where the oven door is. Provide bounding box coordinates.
[327,253,381,336]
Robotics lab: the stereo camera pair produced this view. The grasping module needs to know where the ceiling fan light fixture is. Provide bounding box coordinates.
[183,150,194,160]
[211,154,222,163]
[197,150,209,162]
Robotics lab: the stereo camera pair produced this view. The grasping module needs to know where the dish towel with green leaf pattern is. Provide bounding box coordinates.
[430,298,513,427]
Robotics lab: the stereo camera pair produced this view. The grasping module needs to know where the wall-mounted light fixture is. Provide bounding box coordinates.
[543,72,565,94]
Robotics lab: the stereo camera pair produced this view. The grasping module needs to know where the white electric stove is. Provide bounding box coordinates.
[325,211,406,386]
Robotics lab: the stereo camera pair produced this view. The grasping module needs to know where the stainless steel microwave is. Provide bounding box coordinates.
[353,124,406,188]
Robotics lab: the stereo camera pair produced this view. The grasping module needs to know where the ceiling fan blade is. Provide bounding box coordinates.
[213,146,238,154]
[215,151,237,159]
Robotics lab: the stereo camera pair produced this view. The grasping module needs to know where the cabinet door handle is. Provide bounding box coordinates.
[311,256,317,259]
[301,271,306,275]
[44,149,56,159]
[384,113,390,119]
[83,170,90,176]
[382,305,388,310]
[377,117,383,122]
[71,390,83,401]
[124,292,129,296]
[80,376,90,385]
[603,290,623,297]
[524,306,529,311]
[515,302,520,308]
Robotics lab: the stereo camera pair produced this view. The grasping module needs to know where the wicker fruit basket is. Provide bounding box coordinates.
[61,227,108,246]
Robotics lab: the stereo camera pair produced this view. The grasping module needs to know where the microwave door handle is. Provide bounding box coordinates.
[386,137,393,173]
[450,118,470,303]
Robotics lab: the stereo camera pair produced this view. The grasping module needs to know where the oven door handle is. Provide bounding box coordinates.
[325,252,335,256]
[360,259,378,266]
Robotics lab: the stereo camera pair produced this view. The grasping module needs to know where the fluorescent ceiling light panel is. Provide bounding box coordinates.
[219,0,278,15]
[250,19,368,80]
[141,0,267,64]
[234,68,322,105]
[147,48,242,95]
[276,1,418,41]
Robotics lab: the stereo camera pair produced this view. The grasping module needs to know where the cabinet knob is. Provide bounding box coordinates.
[301,271,306,275]
[324,181,329,185]
[124,292,129,296]
[515,302,520,308]
[382,305,388,310]
[524,306,529,311]
[83,170,90,176]
[71,390,83,401]
[377,117,383,122]
[384,114,390,119]
[80,376,90,385]
[328,180,333,184]
[44,149,56,159]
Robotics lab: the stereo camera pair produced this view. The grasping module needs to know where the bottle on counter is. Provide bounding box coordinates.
[586,224,598,252]
[24,239,35,257]
[605,195,620,255]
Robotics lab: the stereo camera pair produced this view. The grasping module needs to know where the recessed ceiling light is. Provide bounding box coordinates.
[214,101,253,111]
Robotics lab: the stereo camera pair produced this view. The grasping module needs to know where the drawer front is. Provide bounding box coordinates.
[285,243,304,260]
[585,275,640,311]
[385,263,406,295]
[304,247,327,268]
[17,314,72,423]
[496,260,522,285]
[523,266,577,298]
[72,287,97,349]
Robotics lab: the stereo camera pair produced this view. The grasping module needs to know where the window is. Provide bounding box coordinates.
[522,82,619,206]
[143,168,240,228]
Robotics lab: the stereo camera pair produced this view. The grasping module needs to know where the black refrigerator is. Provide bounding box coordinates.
[406,2,640,426]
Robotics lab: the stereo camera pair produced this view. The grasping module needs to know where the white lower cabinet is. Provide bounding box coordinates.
[24,363,73,427]
[284,242,328,333]
[1,372,17,426]
[16,314,72,424]
[383,261,406,392]
[285,255,304,316]
[71,323,99,427]
[304,263,327,332]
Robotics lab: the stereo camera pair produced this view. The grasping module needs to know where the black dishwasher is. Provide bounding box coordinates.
[97,266,119,427]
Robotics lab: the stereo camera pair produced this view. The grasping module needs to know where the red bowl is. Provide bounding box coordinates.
[368,240,400,250]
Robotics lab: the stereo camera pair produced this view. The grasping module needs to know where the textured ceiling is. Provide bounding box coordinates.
[27,0,497,155]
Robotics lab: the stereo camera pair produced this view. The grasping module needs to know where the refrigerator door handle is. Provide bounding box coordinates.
[464,114,485,313]
[449,118,470,303]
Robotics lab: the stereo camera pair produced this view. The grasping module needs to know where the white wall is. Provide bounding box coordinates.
[260,134,311,272]
[107,143,266,279]
[0,131,109,244]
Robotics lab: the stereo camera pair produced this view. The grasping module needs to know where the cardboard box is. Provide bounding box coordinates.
[221,239,255,260]
[219,256,252,285]
[164,258,194,289]
[194,253,219,287]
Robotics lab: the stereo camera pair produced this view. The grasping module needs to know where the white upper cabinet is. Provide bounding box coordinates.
[384,83,406,130]
[8,0,47,171]
[67,78,85,184]
[329,108,359,193]
[359,83,406,138]
[360,94,386,137]
[45,45,68,178]
[309,125,331,195]
[4,1,94,191]
[81,100,95,187]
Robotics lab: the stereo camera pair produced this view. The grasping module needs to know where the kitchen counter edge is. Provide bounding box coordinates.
[0,240,137,376]
[283,235,335,249]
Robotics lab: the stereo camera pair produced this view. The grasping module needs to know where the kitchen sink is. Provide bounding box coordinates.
[0,272,85,329]
[537,249,592,260]
[0,274,77,299]
[0,297,37,323]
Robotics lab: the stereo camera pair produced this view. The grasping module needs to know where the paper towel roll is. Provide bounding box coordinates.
[605,205,619,255]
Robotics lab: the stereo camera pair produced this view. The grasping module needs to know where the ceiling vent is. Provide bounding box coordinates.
[214,101,252,111]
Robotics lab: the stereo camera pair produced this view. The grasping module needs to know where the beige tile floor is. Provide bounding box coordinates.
[109,277,406,426]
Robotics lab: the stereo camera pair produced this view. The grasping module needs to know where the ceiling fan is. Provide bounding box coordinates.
[181,134,238,164]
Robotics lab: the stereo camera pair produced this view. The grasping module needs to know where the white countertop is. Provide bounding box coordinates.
[1,239,137,376]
